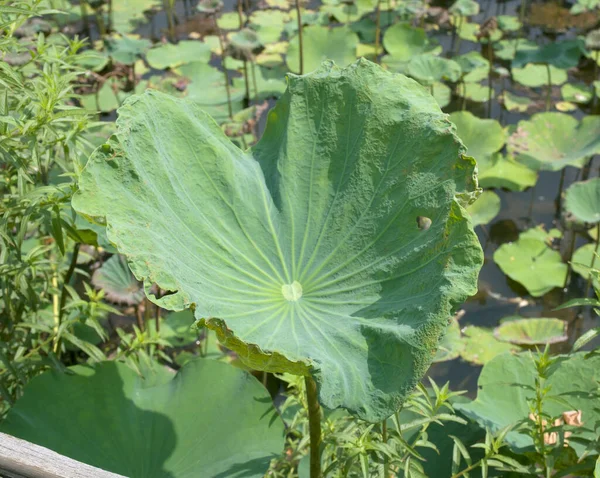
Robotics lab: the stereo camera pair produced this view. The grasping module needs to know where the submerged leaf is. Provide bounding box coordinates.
[73,60,482,421]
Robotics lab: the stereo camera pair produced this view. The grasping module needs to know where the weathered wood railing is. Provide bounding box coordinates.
[0,432,125,478]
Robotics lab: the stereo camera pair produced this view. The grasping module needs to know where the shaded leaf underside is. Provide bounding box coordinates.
[73,59,482,421]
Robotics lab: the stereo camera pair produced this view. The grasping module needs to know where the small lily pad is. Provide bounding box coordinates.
[565,178,600,224]
[467,190,501,226]
[494,317,568,345]
[494,39,537,61]
[286,25,358,73]
[146,40,212,70]
[431,81,451,109]
[457,82,492,102]
[512,64,568,87]
[449,111,505,164]
[513,39,586,69]
[494,230,568,297]
[456,51,489,83]
[91,254,144,305]
[561,83,593,104]
[478,153,537,192]
[502,91,533,112]
[497,15,522,32]
[107,35,151,65]
[460,326,517,365]
[383,23,439,62]
[449,0,479,16]
[508,113,600,171]
[407,54,461,84]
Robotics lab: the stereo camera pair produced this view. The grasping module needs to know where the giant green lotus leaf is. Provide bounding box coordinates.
[507,113,600,171]
[0,359,284,477]
[494,229,567,297]
[286,26,358,74]
[72,60,482,421]
[565,178,600,224]
[456,352,600,454]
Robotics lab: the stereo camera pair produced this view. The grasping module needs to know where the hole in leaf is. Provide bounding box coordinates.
[416,216,432,231]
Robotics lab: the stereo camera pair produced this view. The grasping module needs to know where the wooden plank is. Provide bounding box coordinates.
[0,432,126,478]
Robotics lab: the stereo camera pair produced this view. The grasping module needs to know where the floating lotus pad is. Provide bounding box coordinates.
[106,35,151,65]
[561,83,593,104]
[456,51,489,83]
[449,0,479,16]
[286,25,358,74]
[494,39,537,61]
[512,64,568,87]
[73,60,483,422]
[564,178,600,224]
[449,111,505,164]
[494,228,567,297]
[406,54,462,84]
[0,359,285,478]
[478,153,537,192]
[502,91,533,112]
[512,39,586,69]
[146,40,212,70]
[382,23,440,62]
[456,352,600,454]
[507,113,600,171]
[459,326,517,365]
[467,190,501,226]
[494,317,568,345]
[457,82,492,102]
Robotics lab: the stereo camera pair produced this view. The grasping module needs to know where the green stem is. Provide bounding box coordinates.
[305,375,322,478]
[374,0,381,64]
[487,42,494,118]
[163,0,176,42]
[79,1,90,36]
[250,60,259,104]
[519,0,527,24]
[58,243,80,321]
[213,17,233,119]
[382,419,389,477]
[295,0,303,74]
[545,64,551,112]
[585,223,600,297]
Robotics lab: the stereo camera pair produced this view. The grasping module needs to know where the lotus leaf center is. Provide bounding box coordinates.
[282,281,303,302]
